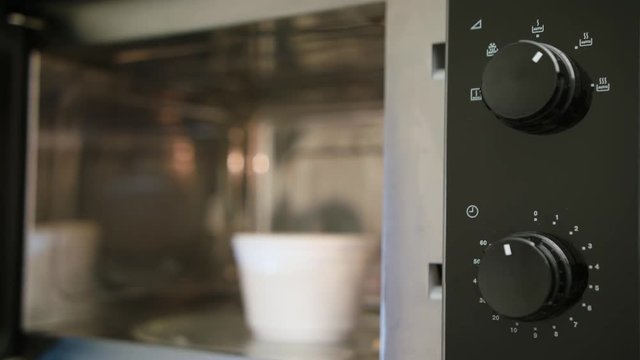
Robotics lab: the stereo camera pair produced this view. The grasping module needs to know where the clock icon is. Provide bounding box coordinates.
[466,205,480,219]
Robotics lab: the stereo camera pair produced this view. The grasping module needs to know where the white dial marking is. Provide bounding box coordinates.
[532,51,544,63]
[504,244,513,256]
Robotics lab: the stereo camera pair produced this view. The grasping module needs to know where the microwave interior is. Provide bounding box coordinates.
[22,3,384,359]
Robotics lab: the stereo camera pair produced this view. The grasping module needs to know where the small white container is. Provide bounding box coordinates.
[232,233,375,344]
[24,221,100,327]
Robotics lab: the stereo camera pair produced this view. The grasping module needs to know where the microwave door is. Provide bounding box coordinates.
[0,23,29,359]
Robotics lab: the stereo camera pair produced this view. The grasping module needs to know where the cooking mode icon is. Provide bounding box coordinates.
[531,19,545,34]
[486,43,499,57]
[579,32,593,47]
[596,77,610,92]
[470,88,482,101]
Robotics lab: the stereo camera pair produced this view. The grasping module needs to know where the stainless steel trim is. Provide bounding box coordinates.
[382,0,446,358]
[37,0,385,44]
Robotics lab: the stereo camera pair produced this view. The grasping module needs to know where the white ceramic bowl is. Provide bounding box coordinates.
[232,233,375,344]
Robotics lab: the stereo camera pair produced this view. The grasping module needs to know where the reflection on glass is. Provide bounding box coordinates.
[24,3,384,359]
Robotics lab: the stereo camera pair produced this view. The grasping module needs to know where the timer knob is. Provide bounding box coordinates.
[477,232,587,321]
[481,40,592,134]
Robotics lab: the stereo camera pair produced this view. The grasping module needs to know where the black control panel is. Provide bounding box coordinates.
[445,1,640,359]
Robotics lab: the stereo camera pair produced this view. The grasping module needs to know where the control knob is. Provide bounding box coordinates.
[477,232,588,321]
[481,40,592,134]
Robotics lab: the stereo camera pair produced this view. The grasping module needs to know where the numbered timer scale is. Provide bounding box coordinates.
[445,1,640,359]
[472,210,599,340]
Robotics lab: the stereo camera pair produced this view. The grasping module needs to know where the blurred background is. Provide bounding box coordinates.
[20,2,385,359]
